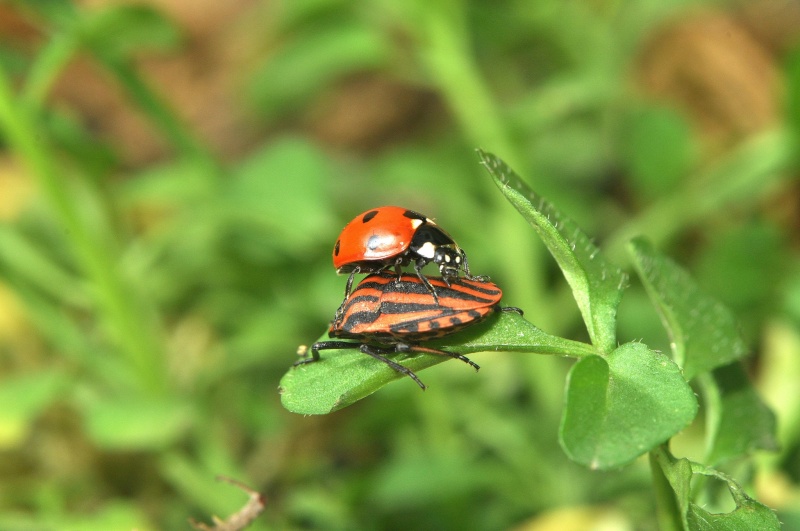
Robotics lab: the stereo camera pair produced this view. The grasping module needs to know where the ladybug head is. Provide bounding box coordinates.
[433,246,464,278]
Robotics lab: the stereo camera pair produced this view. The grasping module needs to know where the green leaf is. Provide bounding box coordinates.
[687,503,781,531]
[280,311,597,415]
[0,226,90,308]
[159,454,247,518]
[0,369,66,449]
[786,46,800,157]
[82,396,193,450]
[560,342,698,469]
[700,363,778,465]
[652,446,781,531]
[249,22,389,119]
[478,149,628,353]
[80,5,182,57]
[121,158,217,205]
[52,502,155,531]
[223,137,337,259]
[628,237,748,380]
[622,105,695,199]
[227,138,336,253]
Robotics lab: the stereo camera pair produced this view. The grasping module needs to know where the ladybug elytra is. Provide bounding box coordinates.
[295,272,522,389]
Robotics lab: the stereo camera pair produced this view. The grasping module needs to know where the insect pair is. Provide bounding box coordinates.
[332,206,486,305]
[295,206,520,389]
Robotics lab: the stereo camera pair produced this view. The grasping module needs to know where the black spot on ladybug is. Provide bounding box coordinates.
[402,210,427,221]
[334,240,341,256]
[362,210,379,223]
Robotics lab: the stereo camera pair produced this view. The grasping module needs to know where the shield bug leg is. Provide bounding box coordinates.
[500,306,524,316]
[359,344,427,390]
[294,340,358,366]
[397,343,480,372]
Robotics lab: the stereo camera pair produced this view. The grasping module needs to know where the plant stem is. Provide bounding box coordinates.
[24,0,219,172]
[22,30,79,107]
[399,0,592,422]
[90,48,217,168]
[649,448,685,531]
[0,63,167,395]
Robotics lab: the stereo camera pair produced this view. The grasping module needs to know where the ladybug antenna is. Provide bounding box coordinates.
[460,249,489,282]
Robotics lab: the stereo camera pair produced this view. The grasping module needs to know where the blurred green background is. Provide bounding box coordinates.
[0,0,799,529]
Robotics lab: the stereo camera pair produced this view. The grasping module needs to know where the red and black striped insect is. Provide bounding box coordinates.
[295,273,522,389]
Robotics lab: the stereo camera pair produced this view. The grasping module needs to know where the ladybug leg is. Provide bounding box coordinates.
[440,267,453,288]
[413,259,440,305]
[343,266,362,300]
[334,267,362,324]
[294,340,357,366]
[460,249,489,282]
[359,344,427,390]
[396,343,480,372]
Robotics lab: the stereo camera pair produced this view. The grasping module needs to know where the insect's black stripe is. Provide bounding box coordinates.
[355,278,397,291]
[382,280,498,303]
[428,279,501,297]
[352,281,498,306]
[339,309,383,332]
[401,291,496,307]
[388,308,487,333]
[358,273,500,296]
[379,301,453,314]
[445,281,501,297]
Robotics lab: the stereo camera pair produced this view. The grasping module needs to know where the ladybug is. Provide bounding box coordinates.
[332,206,485,304]
[295,272,522,389]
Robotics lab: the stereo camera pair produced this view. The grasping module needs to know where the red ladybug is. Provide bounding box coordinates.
[332,206,485,303]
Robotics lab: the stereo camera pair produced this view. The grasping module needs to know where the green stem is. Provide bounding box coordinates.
[89,48,216,167]
[414,2,519,168]
[22,30,79,107]
[401,0,597,423]
[23,1,218,171]
[407,0,552,329]
[0,63,167,395]
[650,447,685,531]
[696,372,721,464]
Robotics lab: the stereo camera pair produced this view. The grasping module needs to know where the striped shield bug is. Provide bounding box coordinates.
[295,273,522,389]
